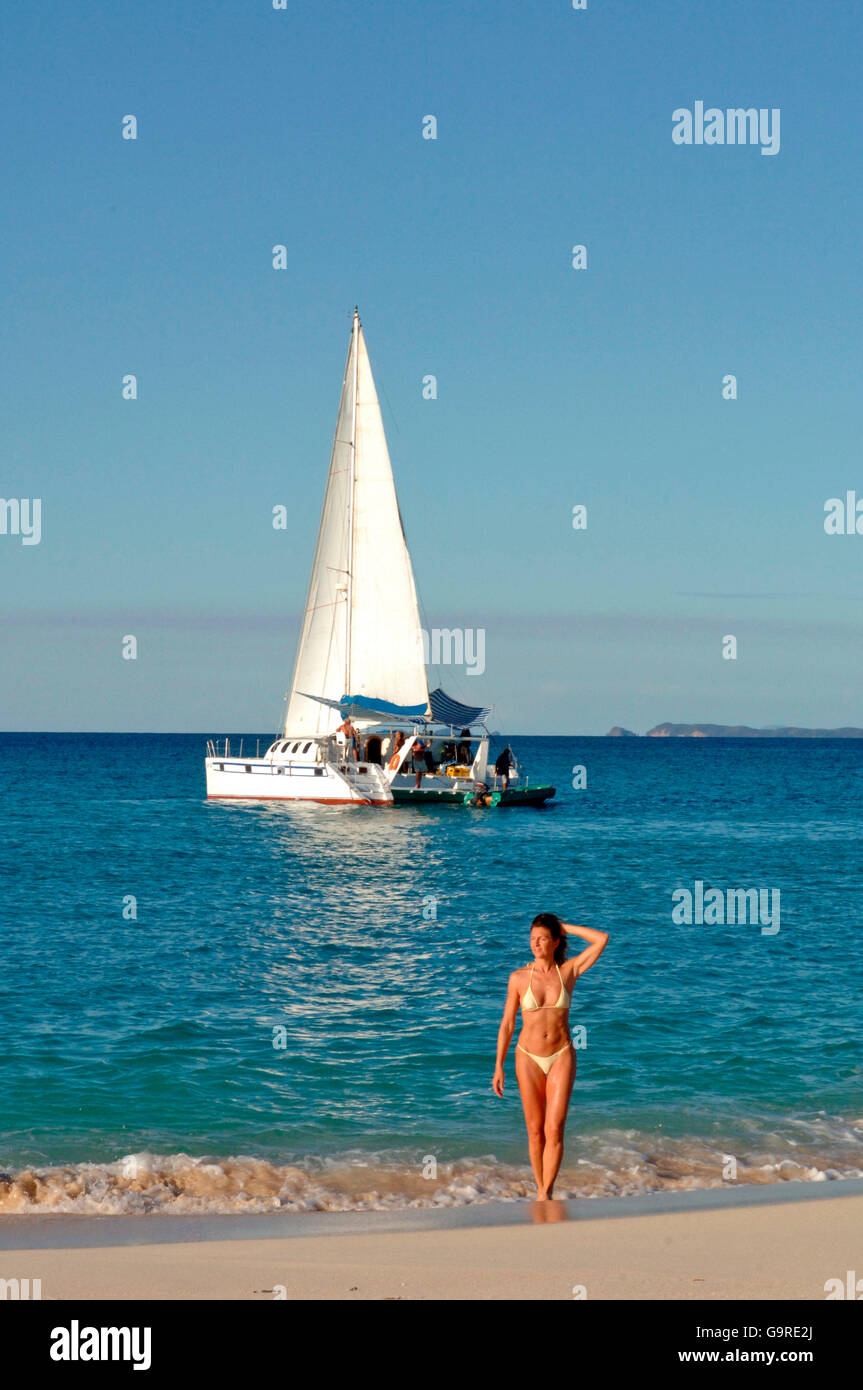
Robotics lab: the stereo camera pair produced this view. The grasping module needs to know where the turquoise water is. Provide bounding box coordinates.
[1,733,861,1212]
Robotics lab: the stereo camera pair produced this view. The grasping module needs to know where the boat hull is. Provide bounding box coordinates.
[390,778,556,807]
[204,756,391,805]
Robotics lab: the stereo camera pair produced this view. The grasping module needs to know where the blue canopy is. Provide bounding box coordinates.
[427,687,490,727]
[299,688,489,726]
[300,692,429,719]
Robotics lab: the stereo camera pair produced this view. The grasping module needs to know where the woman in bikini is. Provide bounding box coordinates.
[492,913,609,1199]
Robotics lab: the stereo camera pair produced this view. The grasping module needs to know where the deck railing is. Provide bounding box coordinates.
[206,739,264,760]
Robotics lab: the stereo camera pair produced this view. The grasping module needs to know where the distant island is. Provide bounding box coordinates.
[607,723,863,738]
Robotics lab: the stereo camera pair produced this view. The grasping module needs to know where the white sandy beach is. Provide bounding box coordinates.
[6,1192,861,1300]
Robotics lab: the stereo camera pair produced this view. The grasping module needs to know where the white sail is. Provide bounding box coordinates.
[282,325,355,737]
[283,312,428,736]
[348,322,428,717]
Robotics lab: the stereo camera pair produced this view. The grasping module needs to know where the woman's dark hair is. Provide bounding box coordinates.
[530,912,567,964]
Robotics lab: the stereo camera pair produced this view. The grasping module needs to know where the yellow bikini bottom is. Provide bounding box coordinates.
[516,1041,573,1076]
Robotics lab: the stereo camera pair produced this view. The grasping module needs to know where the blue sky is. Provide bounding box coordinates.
[2,0,862,733]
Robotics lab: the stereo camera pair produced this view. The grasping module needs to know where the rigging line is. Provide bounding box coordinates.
[420,612,485,710]
[375,359,402,437]
[416,592,444,693]
[304,599,346,614]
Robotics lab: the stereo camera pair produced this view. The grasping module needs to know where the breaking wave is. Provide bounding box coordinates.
[2,1126,862,1215]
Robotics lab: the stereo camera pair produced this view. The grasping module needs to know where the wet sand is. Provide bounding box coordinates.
[2,1182,860,1300]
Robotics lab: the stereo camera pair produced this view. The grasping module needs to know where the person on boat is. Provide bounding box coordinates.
[386,730,407,770]
[440,740,456,765]
[411,736,435,787]
[336,716,358,760]
[495,746,513,790]
[493,914,609,1200]
[457,728,472,764]
[469,782,494,807]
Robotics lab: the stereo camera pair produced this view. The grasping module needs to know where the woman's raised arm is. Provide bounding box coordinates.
[561,921,609,978]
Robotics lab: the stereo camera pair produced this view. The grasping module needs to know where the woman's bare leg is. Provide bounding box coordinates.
[541,1047,576,1197]
[515,1049,547,1194]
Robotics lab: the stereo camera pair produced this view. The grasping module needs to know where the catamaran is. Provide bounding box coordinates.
[205,310,555,807]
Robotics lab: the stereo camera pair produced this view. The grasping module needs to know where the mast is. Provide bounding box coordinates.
[345,307,359,696]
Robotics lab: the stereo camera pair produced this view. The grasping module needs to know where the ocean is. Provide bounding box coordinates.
[1,733,861,1214]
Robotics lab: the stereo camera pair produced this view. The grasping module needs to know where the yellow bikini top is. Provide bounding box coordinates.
[521,961,572,1012]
